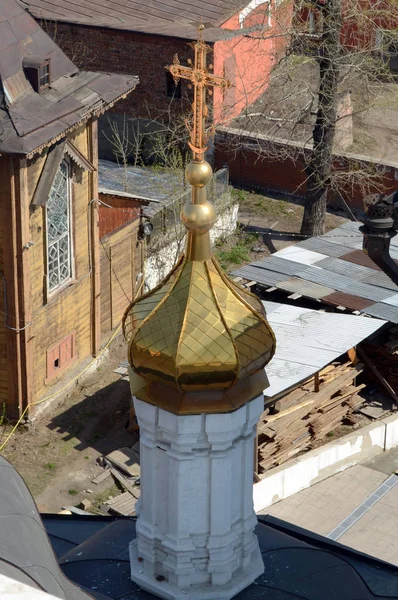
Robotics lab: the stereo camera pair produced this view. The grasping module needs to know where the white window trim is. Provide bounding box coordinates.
[239,0,270,28]
[45,157,75,298]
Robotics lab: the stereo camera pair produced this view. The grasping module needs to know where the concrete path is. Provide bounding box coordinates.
[259,447,398,565]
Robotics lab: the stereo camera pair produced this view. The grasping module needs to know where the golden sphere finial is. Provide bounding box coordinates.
[181,201,216,234]
[185,161,212,188]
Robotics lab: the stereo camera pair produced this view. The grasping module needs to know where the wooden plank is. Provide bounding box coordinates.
[314,372,320,393]
[92,469,112,485]
[2,157,22,417]
[261,399,314,425]
[104,491,137,516]
[15,158,33,415]
[89,119,101,356]
[347,347,358,365]
[105,447,140,476]
[109,467,140,498]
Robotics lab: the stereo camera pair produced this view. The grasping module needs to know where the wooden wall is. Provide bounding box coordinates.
[0,157,9,409]
[26,125,93,409]
[100,219,143,338]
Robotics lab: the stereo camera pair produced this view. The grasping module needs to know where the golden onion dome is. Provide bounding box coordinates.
[123,160,276,415]
[123,38,276,414]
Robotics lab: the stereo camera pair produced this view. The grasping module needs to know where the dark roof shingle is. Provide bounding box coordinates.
[0,0,138,155]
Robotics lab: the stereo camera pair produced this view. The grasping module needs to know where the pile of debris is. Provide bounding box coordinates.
[92,444,140,516]
[361,325,398,397]
[257,362,365,474]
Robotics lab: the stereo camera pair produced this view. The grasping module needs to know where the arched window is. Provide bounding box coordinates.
[46,159,73,292]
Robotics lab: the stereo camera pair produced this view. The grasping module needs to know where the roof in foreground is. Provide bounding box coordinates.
[263,301,386,398]
[19,0,243,40]
[234,221,398,323]
[42,513,398,599]
[0,0,138,155]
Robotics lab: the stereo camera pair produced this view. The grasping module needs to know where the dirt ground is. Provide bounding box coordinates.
[1,336,137,512]
[0,188,348,512]
[215,189,347,271]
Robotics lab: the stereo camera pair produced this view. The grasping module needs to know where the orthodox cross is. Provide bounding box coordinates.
[167,24,231,161]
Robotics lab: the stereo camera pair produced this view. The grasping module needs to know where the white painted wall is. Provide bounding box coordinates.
[383,412,398,450]
[253,419,391,513]
[144,203,239,291]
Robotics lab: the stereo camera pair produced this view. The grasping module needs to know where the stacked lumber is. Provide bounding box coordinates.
[257,362,364,473]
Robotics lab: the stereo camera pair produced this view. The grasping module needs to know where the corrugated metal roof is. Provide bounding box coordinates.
[381,293,398,307]
[251,256,305,276]
[316,257,376,282]
[297,238,350,257]
[235,222,398,323]
[322,233,363,250]
[362,271,398,291]
[233,266,286,286]
[277,277,335,299]
[263,301,386,398]
[275,246,328,265]
[322,292,373,311]
[363,303,398,323]
[340,250,381,270]
[297,266,391,301]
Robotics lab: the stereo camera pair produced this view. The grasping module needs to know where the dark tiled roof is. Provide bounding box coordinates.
[19,0,243,40]
[0,0,138,155]
[233,222,398,323]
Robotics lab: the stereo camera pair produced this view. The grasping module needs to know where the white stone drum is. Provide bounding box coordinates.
[129,395,264,600]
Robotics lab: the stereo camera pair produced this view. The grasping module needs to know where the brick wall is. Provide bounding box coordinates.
[48,22,195,118]
[215,129,398,209]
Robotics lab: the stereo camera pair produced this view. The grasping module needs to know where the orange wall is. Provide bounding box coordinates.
[213,0,293,125]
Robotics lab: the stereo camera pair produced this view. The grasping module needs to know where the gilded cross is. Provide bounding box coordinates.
[167,25,231,160]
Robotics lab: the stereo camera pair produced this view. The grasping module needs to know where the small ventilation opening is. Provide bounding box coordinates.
[54,358,59,369]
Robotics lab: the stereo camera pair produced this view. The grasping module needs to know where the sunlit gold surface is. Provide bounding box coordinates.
[185,161,213,187]
[122,30,276,415]
[181,201,216,233]
[123,254,276,401]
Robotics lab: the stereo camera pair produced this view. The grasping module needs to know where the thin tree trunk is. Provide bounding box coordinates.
[301,0,342,237]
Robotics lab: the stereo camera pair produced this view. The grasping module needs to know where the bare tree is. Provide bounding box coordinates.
[217,0,398,236]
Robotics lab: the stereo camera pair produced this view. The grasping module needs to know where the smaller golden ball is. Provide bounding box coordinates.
[185,161,213,188]
[181,201,216,233]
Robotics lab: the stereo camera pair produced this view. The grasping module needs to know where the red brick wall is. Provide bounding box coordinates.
[48,22,194,118]
[215,131,398,209]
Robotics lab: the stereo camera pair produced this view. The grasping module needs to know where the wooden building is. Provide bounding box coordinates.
[0,0,138,418]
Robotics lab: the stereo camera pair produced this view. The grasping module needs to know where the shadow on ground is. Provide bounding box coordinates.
[46,377,134,456]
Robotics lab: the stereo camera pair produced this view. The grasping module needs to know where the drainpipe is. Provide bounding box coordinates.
[360,191,398,286]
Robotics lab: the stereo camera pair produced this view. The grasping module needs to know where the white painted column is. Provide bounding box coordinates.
[129,395,264,600]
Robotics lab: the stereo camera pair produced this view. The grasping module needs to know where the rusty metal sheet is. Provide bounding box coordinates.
[340,249,382,271]
[322,292,374,311]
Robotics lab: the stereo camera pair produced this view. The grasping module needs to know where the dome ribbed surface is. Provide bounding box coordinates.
[123,255,276,394]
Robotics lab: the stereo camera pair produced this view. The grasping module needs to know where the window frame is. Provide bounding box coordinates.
[45,157,75,299]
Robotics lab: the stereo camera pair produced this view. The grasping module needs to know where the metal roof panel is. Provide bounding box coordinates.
[263,302,386,397]
[277,277,335,299]
[297,238,350,257]
[362,303,398,323]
